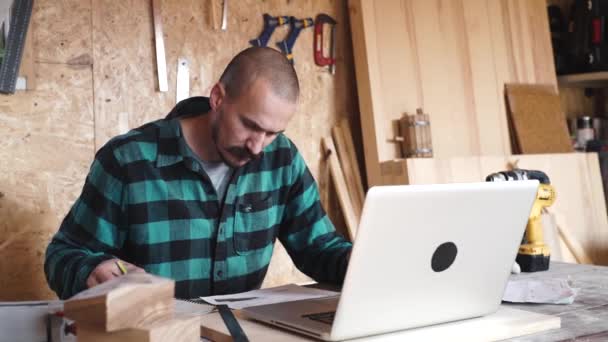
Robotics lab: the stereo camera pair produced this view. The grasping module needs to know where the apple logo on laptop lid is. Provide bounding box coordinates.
[432,242,458,272]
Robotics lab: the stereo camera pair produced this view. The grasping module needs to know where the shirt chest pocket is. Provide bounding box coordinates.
[233,193,280,255]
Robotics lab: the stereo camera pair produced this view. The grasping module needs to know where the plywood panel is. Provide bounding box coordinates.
[371,0,422,160]
[201,307,560,342]
[35,0,92,64]
[462,0,510,156]
[413,0,479,157]
[350,0,557,186]
[0,62,95,300]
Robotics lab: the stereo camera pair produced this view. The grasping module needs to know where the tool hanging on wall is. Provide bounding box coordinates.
[0,0,33,94]
[249,14,290,47]
[313,14,337,74]
[276,16,313,64]
[152,0,168,92]
[176,57,189,104]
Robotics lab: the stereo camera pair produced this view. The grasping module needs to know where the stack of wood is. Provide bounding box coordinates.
[322,118,366,241]
[63,273,200,342]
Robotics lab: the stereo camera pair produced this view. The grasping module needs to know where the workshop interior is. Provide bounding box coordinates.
[2,0,608,341]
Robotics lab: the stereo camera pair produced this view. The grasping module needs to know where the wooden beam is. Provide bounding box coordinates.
[77,314,200,342]
[322,136,358,241]
[64,273,175,332]
[332,119,364,219]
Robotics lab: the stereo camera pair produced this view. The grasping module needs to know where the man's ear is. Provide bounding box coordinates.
[210,83,226,111]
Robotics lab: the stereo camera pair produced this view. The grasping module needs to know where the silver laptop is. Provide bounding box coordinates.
[241,181,539,341]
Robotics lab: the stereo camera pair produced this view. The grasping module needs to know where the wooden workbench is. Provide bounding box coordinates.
[504,261,608,341]
[200,262,608,341]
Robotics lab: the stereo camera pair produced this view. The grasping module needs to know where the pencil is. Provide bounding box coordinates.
[115,260,128,275]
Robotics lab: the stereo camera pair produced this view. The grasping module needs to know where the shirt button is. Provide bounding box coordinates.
[217,270,223,277]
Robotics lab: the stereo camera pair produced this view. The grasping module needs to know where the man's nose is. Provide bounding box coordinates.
[246,132,265,156]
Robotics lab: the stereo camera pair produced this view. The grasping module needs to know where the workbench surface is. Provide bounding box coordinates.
[505,261,608,341]
[199,262,608,341]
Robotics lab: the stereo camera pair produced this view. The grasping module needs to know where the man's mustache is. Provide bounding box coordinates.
[226,146,262,160]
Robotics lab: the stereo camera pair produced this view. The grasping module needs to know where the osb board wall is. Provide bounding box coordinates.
[0,0,359,300]
[350,0,557,187]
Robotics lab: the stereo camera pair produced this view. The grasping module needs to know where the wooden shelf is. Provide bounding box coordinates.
[558,72,608,88]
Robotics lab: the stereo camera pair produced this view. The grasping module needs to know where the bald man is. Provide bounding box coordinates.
[45,47,353,299]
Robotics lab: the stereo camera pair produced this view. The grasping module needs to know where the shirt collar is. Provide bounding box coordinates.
[156,97,211,168]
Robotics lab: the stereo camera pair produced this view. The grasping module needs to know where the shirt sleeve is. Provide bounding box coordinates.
[278,147,352,285]
[44,142,127,299]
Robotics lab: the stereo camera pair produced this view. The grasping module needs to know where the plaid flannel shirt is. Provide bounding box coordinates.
[45,97,352,299]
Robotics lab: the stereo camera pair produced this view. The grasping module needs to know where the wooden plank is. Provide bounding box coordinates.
[152,0,168,92]
[556,216,594,264]
[528,0,558,86]
[77,314,200,342]
[371,0,422,161]
[461,0,510,156]
[200,307,559,341]
[348,0,385,187]
[411,0,476,157]
[64,273,175,332]
[507,0,536,83]
[332,119,364,218]
[338,119,366,202]
[322,136,358,241]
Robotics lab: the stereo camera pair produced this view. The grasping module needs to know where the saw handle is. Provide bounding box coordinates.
[314,14,337,69]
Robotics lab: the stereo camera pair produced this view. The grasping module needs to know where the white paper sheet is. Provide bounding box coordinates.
[174,299,215,315]
[200,284,338,309]
[502,278,579,304]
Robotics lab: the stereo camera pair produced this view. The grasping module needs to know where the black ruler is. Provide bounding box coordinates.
[0,0,33,94]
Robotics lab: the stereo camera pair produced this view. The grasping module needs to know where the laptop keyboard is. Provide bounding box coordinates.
[302,311,336,325]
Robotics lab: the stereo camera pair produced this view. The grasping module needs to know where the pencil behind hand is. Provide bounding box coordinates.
[115,260,128,275]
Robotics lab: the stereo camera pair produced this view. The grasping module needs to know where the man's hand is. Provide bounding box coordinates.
[86,259,145,288]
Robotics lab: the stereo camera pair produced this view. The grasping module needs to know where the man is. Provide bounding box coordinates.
[45,47,352,299]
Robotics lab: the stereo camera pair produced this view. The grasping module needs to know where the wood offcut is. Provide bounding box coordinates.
[64,273,175,332]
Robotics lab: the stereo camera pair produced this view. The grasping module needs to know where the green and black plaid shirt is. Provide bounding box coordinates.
[45,97,352,299]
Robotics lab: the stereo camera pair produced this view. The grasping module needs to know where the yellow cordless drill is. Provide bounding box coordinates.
[486,169,556,272]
